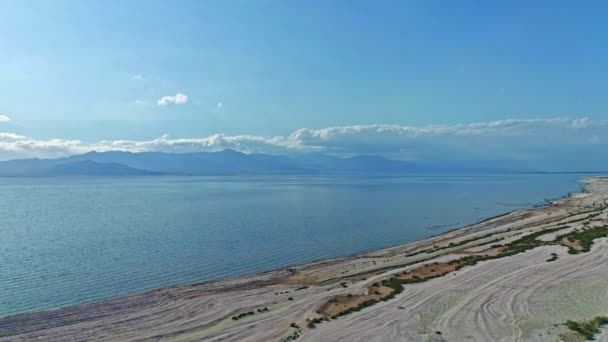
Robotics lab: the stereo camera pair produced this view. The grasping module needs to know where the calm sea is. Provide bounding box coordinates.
[0,174,586,317]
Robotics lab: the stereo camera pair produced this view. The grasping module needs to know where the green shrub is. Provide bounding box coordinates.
[565,316,608,340]
[562,226,608,253]
[546,253,558,262]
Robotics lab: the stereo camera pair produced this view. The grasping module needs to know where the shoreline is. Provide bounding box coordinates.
[0,175,581,319]
[192,177,586,286]
[0,196,544,319]
[2,176,607,342]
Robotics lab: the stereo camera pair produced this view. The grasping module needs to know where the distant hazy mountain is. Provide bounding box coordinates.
[0,150,513,176]
[49,160,158,176]
[0,158,158,176]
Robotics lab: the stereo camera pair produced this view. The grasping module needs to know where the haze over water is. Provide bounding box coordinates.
[0,174,585,317]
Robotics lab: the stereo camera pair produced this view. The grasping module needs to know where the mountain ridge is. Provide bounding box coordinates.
[0,150,514,176]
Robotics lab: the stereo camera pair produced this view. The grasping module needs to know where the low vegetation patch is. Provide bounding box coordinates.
[565,316,608,340]
[560,226,608,254]
[557,210,603,227]
[405,230,505,257]
[282,322,303,341]
[231,307,269,320]
[315,224,608,326]
[306,317,327,329]
[282,329,301,341]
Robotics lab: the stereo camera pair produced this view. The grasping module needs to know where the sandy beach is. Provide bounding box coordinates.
[2,177,608,342]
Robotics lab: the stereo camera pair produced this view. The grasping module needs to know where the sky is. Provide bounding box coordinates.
[0,0,607,170]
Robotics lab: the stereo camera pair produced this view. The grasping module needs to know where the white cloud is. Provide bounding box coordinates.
[132,74,144,80]
[0,133,25,140]
[571,117,589,128]
[0,115,11,122]
[0,134,86,160]
[95,133,290,154]
[286,117,608,152]
[0,117,607,170]
[157,93,188,106]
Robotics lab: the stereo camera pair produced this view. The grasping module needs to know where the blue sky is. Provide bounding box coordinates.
[0,1,607,170]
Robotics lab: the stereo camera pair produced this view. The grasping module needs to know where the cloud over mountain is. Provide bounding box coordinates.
[0,117,606,170]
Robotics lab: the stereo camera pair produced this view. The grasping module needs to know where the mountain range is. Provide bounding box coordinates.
[0,150,514,176]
